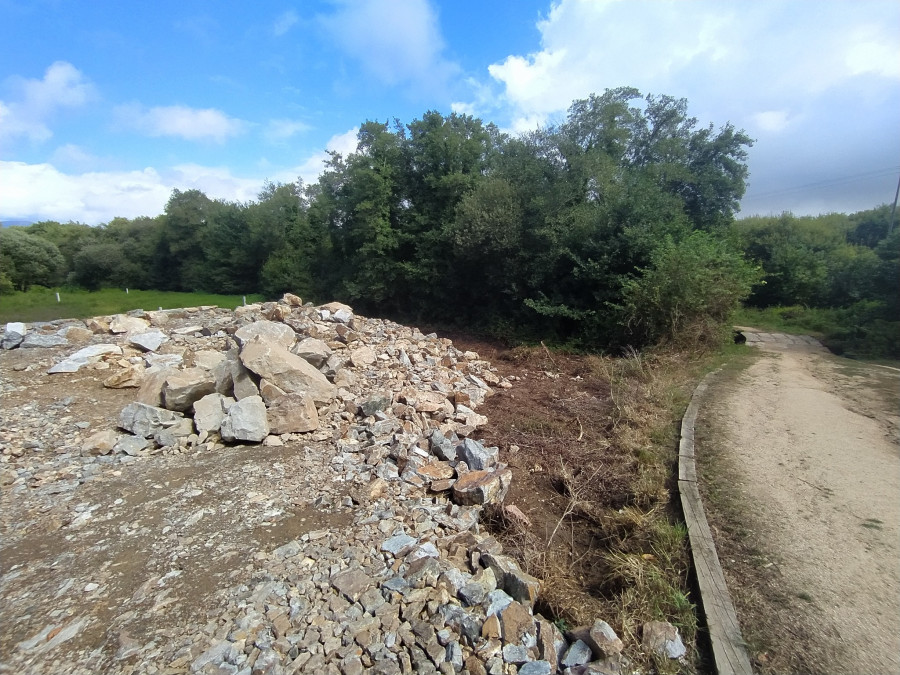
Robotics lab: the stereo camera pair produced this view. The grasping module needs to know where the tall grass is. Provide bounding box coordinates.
[0,287,265,324]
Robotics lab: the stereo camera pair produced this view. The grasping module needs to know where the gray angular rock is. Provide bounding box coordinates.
[154,417,195,447]
[561,640,592,667]
[119,402,184,438]
[234,320,295,348]
[192,393,234,434]
[456,438,499,470]
[429,430,457,462]
[163,367,217,412]
[113,435,151,456]
[518,662,552,675]
[2,322,26,349]
[20,333,68,349]
[292,337,332,368]
[128,329,168,352]
[240,335,336,404]
[219,395,268,443]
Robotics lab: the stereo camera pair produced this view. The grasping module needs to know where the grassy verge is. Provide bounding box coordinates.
[0,287,265,324]
[734,304,900,362]
[446,334,751,673]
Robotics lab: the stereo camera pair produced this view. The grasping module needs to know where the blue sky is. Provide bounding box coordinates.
[1,0,898,225]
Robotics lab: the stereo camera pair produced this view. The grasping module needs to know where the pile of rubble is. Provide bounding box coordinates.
[0,296,687,674]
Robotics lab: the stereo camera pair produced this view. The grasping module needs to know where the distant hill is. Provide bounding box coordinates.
[1,219,35,227]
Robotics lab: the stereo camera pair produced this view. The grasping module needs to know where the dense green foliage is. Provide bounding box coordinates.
[732,206,898,357]
[6,88,839,351]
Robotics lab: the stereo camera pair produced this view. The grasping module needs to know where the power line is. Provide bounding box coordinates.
[742,166,900,202]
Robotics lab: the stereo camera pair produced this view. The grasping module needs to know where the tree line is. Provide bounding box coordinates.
[1,88,895,352]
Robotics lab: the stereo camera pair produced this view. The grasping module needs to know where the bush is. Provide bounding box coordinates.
[620,231,762,348]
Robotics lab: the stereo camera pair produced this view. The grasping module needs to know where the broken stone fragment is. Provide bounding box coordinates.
[567,620,624,658]
[192,350,226,370]
[282,292,302,306]
[240,335,335,404]
[109,314,149,334]
[456,438,499,470]
[113,435,151,456]
[330,568,373,603]
[154,417,195,447]
[481,551,541,608]
[20,333,68,348]
[119,402,184,438]
[266,393,319,434]
[642,620,686,659]
[452,467,512,506]
[219,395,269,443]
[349,346,376,368]
[81,429,120,456]
[292,337,332,368]
[128,329,168,352]
[48,344,123,373]
[162,367,216,412]
[1,322,26,349]
[234,320,295,349]
[103,364,145,389]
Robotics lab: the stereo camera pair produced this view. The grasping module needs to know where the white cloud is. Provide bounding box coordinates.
[459,0,900,132]
[50,143,101,170]
[114,103,246,143]
[0,130,361,224]
[264,118,312,142]
[319,0,458,93]
[272,9,299,36]
[0,61,95,145]
[274,127,360,186]
[752,110,792,134]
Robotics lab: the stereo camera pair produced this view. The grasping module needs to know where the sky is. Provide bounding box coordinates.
[1,0,898,225]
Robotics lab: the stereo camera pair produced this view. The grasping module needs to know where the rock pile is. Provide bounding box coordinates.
[1,298,687,674]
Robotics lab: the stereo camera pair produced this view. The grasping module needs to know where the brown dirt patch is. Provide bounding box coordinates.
[437,332,701,670]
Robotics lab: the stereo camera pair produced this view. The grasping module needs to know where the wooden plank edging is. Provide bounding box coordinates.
[679,370,754,675]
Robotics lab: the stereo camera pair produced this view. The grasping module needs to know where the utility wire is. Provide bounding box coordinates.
[742,166,900,202]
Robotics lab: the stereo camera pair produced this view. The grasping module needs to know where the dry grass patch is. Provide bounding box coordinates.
[446,335,714,673]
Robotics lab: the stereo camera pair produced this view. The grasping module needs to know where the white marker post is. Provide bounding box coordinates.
[243,296,247,306]
[56,292,61,303]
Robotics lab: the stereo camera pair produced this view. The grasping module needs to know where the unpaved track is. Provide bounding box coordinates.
[699,332,900,674]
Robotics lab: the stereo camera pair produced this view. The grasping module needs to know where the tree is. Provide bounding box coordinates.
[0,227,66,291]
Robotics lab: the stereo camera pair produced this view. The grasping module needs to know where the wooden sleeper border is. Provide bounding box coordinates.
[678,370,754,675]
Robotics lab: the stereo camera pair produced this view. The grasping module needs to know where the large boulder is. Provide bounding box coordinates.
[239,336,336,404]
[267,393,319,434]
[213,351,259,400]
[234,320,295,349]
[220,395,269,443]
[163,367,217,412]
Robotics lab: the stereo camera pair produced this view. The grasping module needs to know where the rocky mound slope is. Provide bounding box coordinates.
[1,296,684,675]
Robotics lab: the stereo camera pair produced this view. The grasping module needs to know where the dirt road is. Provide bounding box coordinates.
[696,331,900,674]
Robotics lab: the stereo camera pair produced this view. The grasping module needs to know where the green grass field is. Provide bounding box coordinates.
[0,287,266,324]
